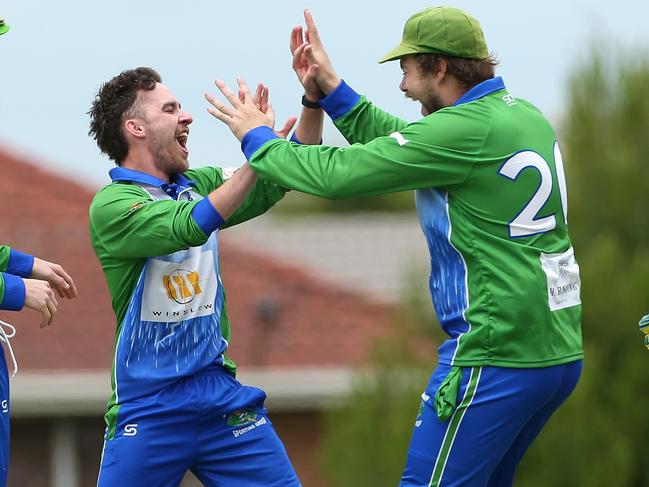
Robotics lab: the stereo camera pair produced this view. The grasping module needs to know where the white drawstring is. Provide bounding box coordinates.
[0,319,17,377]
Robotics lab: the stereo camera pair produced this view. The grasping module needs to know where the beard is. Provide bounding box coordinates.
[420,91,446,116]
[149,134,188,177]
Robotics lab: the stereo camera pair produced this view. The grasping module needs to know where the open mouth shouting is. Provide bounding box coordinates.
[176,130,189,155]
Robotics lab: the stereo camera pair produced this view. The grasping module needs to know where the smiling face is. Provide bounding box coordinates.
[136,83,193,176]
[399,55,446,116]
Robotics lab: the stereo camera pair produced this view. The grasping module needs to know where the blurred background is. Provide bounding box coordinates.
[1,0,648,485]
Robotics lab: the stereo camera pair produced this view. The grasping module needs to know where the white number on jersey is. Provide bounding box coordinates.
[499,142,568,238]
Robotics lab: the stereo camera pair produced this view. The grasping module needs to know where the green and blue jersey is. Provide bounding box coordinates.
[89,166,285,437]
[243,78,583,368]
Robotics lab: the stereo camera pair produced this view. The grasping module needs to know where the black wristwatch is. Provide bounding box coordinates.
[301,94,322,109]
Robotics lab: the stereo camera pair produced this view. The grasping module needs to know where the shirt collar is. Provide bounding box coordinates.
[452,76,506,106]
[109,166,195,189]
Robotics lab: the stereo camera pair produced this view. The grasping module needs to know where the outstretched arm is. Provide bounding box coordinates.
[289,24,324,145]
[204,77,480,199]
[91,161,267,260]
[92,81,297,259]
[285,10,410,146]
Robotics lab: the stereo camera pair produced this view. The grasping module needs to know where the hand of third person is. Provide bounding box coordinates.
[31,257,78,300]
[23,278,58,328]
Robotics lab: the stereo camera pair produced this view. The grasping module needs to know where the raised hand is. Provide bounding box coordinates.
[23,278,58,328]
[207,78,296,141]
[31,257,77,300]
[250,83,297,139]
[290,25,322,100]
[300,9,341,95]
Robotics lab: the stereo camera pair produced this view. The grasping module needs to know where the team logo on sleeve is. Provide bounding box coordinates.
[141,251,218,322]
[126,201,147,216]
[389,131,410,146]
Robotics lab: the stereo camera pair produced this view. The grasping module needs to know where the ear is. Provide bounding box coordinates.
[435,57,449,81]
[124,118,146,139]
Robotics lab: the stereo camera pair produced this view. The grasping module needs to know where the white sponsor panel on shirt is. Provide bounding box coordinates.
[540,246,581,311]
[141,250,218,322]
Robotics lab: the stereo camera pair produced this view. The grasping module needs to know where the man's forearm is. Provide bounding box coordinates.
[293,102,324,145]
[207,163,258,219]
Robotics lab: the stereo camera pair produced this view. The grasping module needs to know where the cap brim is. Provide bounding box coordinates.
[378,43,420,64]
[0,24,10,36]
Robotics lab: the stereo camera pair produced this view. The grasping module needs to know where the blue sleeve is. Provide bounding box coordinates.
[320,80,362,121]
[191,198,225,236]
[289,132,323,145]
[7,249,34,277]
[0,273,25,311]
[241,126,280,160]
[289,132,304,144]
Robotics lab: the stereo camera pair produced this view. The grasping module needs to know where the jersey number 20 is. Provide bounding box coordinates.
[499,142,568,238]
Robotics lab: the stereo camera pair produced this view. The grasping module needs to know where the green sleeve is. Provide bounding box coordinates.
[249,107,486,199]
[334,96,409,144]
[0,246,9,272]
[185,166,287,229]
[89,183,209,260]
[0,246,8,304]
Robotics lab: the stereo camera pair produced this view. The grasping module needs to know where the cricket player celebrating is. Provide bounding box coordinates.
[0,18,78,487]
[88,67,301,486]
[206,7,583,486]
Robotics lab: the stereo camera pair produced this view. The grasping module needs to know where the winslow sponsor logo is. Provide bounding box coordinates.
[141,251,218,322]
[163,268,203,304]
[149,303,214,318]
[148,268,213,317]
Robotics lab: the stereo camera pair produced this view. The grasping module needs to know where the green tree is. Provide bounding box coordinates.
[515,50,649,486]
[320,49,649,486]
[319,274,436,487]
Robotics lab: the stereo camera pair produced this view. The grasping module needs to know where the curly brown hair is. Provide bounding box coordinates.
[416,53,498,89]
[88,67,161,165]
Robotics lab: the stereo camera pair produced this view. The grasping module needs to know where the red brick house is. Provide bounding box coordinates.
[0,146,396,487]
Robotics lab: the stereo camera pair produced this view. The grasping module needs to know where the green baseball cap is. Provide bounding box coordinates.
[379,6,488,63]
[0,18,10,36]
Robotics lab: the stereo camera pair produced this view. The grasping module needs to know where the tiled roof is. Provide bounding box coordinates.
[223,212,430,302]
[0,146,394,372]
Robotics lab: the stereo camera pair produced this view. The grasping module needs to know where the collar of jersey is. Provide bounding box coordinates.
[452,76,505,107]
[109,166,195,189]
